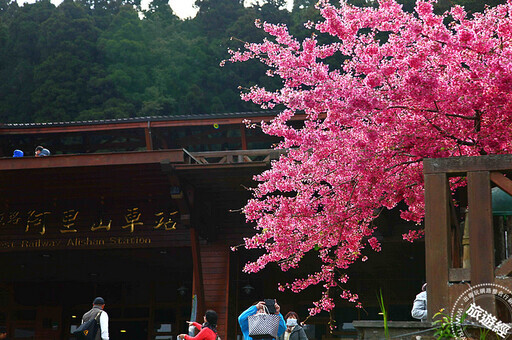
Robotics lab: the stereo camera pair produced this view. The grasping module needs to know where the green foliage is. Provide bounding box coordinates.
[377,290,390,340]
[432,309,457,339]
[0,0,506,123]
[31,1,107,122]
[432,309,501,340]
[478,327,493,340]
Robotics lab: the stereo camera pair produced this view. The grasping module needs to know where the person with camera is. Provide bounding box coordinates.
[238,300,286,340]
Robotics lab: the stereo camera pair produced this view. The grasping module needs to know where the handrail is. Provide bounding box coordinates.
[187,149,286,165]
[182,148,201,164]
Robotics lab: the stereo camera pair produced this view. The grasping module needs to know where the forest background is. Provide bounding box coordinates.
[0,0,505,124]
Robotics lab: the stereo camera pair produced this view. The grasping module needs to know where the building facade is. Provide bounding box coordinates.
[0,112,425,340]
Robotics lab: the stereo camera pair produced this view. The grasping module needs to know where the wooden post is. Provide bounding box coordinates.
[425,173,451,319]
[462,210,470,269]
[449,197,462,268]
[240,124,247,150]
[467,171,495,284]
[190,228,205,320]
[145,121,153,151]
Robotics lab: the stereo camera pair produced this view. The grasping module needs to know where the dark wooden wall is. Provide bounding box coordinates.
[200,244,230,339]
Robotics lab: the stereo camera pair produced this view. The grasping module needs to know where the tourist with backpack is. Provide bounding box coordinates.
[74,297,109,340]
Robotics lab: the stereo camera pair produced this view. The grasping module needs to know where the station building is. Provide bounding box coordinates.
[0,112,425,340]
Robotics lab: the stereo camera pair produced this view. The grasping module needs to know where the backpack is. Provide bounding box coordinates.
[72,311,101,340]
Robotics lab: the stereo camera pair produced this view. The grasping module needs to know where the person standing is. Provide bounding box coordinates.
[178,309,218,340]
[279,312,307,340]
[238,300,286,340]
[81,297,109,340]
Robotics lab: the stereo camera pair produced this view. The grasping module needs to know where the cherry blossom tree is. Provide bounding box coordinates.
[225,0,512,314]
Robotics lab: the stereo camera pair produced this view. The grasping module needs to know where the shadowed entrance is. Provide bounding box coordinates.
[0,248,192,340]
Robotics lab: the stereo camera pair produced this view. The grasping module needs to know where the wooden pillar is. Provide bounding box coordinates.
[467,171,495,284]
[190,228,205,320]
[449,198,462,268]
[145,122,153,151]
[425,173,451,319]
[240,124,247,150]
[200,244,231,340]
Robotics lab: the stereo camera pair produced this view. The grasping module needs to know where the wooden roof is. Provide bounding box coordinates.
[0,111,282,134]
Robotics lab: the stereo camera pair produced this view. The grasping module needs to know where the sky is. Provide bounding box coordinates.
[15,0,294,19]
[167,0,198,18]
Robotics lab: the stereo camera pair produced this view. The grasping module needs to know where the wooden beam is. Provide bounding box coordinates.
[424,173,451,319]
[174,162,270,171]
[467,171,495,284]
[449,268,470,282]
[496,257,512,277]
[424,155,512,175]
[490,172,512,196]
[0,150,184,171]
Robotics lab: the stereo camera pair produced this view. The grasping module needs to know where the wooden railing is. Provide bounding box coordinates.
[184,149,285,165]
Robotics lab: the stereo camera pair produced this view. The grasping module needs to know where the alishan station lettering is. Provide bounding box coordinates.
[0,205,176,251]
[0,235,153,250]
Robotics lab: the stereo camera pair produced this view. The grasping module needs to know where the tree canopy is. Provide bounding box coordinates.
[0,0,501,123]
[227,0,512,314]
[0,0,300,122]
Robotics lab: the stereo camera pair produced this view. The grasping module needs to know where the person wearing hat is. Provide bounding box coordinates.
[12,150,23,157]
[81,297,109,340]
[178,310,219,340]
[411,283,427,322]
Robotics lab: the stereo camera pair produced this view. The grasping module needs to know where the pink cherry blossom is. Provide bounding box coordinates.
[224,0,512,315]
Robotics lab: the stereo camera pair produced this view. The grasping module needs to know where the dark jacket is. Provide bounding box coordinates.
[82,306,102,340]
[278,325,308,340]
